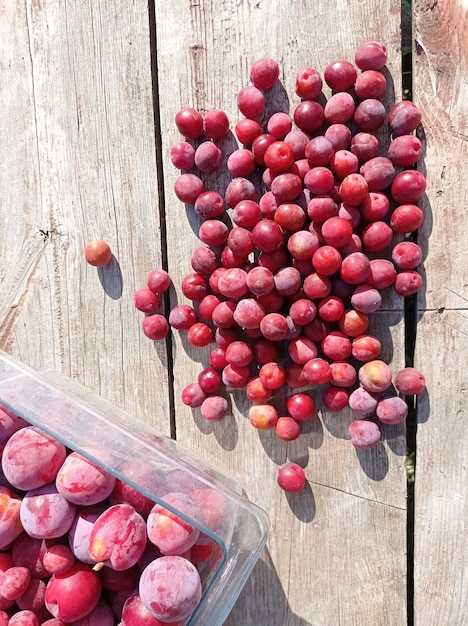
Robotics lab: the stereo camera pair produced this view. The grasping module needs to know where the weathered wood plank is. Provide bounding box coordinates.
[0,0,171,433]
[236,483,406,626]
[413,311,468,624]
[155,1,407,623]
[413,0,468,311]
[413,0,468,622]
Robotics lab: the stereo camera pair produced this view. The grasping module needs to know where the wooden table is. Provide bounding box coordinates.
[1,1,466,624]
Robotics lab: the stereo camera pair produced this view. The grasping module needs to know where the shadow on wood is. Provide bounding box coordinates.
[415,123,432,314]
[224,546,314,626]
[356,442,389,481]
[191,402,240,452]
[97,256,123,299]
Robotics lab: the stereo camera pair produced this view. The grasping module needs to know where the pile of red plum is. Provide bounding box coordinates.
[136,41,426,493]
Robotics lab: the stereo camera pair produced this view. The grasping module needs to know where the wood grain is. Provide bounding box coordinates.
[413,0,468,311]
[413,311,468,624]
[155,1,407,623]
[413,0,468,622]
[0,0,172,433]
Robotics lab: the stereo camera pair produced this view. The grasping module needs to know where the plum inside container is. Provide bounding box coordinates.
[0,349,270,626]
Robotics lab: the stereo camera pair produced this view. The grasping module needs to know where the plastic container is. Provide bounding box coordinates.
[0,349,269,625]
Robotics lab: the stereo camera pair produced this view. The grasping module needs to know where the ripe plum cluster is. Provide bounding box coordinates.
[134,269,172,341]
[145,41,427,493]
[0,406,225,624]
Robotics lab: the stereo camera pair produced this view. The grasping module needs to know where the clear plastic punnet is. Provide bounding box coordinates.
[0,349,270,625]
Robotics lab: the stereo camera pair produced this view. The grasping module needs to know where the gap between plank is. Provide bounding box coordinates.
[148,0,177,440]
[402,1,417,622]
